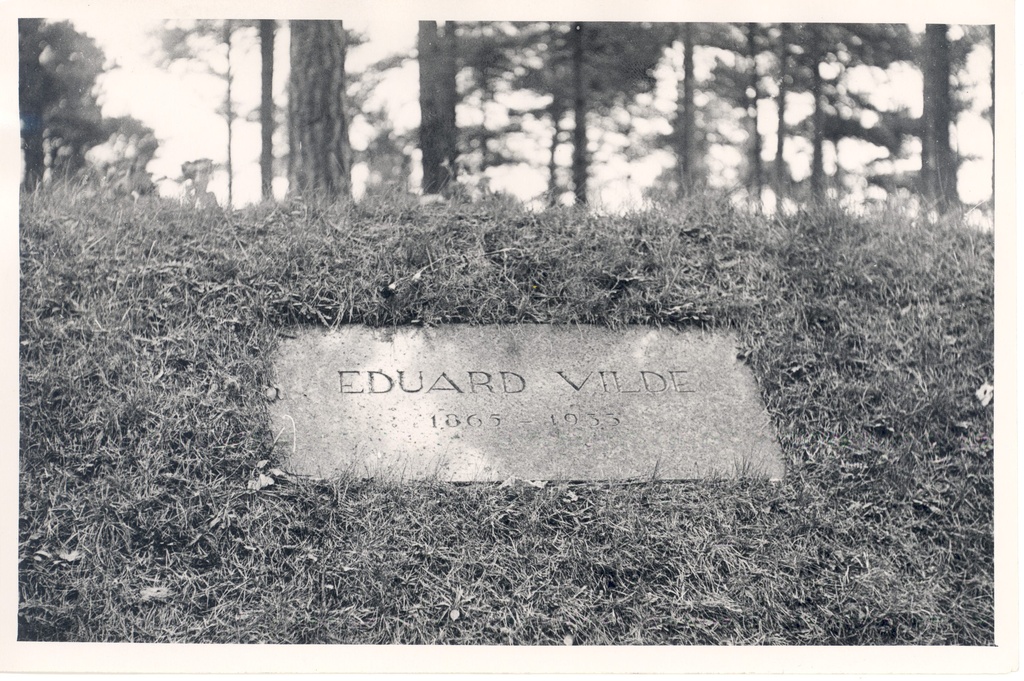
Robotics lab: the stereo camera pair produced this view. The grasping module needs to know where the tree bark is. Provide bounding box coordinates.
[921,24,957,211]
[746,23,763,204]
[809,25,825,201]
[19,18,46,191]
[288,20,351,200]
[775,25,789,206]
[571,22,588,206]
[548,104,562,206]
[418,21,459,195]
[442,22,458,188]
[259,20,275,201]
[676,23,696,195]
[223,21,234,208]
[477,64,493,176]
[990,23,995,208]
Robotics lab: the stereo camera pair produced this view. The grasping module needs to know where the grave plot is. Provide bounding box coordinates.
[18,194,996,649]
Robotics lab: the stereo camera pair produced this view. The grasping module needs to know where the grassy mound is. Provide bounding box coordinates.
[19,188,994,644]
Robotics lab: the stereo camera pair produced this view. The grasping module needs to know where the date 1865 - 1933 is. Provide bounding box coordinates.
[430,412,621,428]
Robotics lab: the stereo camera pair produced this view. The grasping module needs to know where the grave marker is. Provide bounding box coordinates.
[268,325,784,481]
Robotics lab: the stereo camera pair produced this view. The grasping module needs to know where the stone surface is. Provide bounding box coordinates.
[268,325,784,481]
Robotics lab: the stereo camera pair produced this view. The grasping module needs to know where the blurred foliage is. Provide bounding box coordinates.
[21,19,994,211]
[88,116,160,196]
[19,19,158,191]
[20,20,108,184]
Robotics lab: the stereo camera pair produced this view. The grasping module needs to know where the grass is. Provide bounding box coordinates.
[18,186,994,644]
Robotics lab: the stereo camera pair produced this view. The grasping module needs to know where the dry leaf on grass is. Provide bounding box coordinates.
[498,476,546,489]
[975,382,994,406]
[139,586,172,603]
[247,473,275,491]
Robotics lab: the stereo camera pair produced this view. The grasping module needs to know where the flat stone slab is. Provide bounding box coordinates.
[268,325,784,482]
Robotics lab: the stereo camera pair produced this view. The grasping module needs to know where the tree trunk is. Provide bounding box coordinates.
[548,104,562,206]
[922,24,957,211]
[440,22,459,187]
[418,21,459,195]
[809,25,825,201]
[288,20,351,200]
[19,18,46,191]
[259,20,275,201]
[775,26,789,207]
[990,23,995,208]
[478,66,493,175]
[676,23,696,195]
[571,22,588,206]
[746,23,763,205]
[223,21,234,208]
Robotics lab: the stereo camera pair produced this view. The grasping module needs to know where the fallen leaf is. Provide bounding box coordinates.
[256,459,270,470]
[247,473,275,491]
[139,586,172,603]
[449,608,460,621]
[563,634,574,646]
[976,382,994,406]
[499,476,546,489]
[58,549,82,563]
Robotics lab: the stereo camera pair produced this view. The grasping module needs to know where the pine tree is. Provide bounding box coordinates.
[288,20,351,199]
[668,22,751,197]
[158,19,251,206]
[921,24,958,210]
[418,21,459,196]
[768,23,918,202]
[745,23,764,203]
[457,22,522,177]
[19,19,109,190]
[19,18,46,191]
[675,23,697,193]
[259,20,275,201]
[570,22,588,206]
[773,24,792,204]
[809,25,826,201]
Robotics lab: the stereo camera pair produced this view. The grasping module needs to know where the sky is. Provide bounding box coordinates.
[65,17,994,213]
